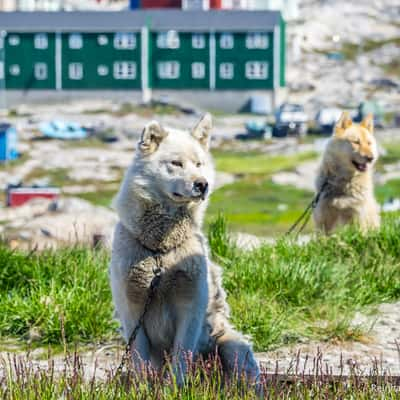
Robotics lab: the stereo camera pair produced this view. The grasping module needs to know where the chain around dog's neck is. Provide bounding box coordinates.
[137,203,194,253]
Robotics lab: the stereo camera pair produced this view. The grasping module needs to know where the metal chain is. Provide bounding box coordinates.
[114,254,163,377]
[285,181,328,237]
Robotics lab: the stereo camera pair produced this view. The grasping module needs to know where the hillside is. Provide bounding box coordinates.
[285,0,400,114]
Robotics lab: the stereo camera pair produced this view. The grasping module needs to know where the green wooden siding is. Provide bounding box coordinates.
[5,33,56,89]
[215,32,273,90]
[280,17,286,87]
[61,32,141,90]
[150,32,209,89]
[2,27,285,91]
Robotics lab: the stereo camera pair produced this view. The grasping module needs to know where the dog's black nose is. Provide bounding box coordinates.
[366,156,374,163]
[193,178,208,195]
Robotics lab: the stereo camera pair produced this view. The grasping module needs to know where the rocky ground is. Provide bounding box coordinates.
[285,0,400,116]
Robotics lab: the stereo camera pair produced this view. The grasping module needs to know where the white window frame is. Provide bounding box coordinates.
[246,33,269,49]
[219,62,234,79]
[8,35,20,46]
[191,62,205,79]
[157,61,180,79]
[0,62,4,80]
[245,61,268,80]
[114,33,136,49]
[97,35,109,46]
[68,62,83,80]
[34,63,47,80]
[192,33,205,49]
[97,65,109,76]
[68,33,83,49]
[34,33,48,50]
[113,61,136,80]
[9,64,20,76]
[219,33,234,49]
[157,31,180,49]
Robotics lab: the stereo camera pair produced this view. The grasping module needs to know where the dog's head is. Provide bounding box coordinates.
[135,113,215,204]
[329,112,378,173]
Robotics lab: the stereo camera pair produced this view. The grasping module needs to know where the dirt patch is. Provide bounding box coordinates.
[258,302,400,375]
[1,302,399,379]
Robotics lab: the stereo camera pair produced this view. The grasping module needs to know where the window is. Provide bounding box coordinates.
[34,63,47,80]
[8,35,20,46]
[114,33,136,49]
[9,64,20,76]
[68,63,83,80]
[219,62,234,79]
[246,33,269,49]
[245,61,268,79]
[191,62,205,79]
[219,33,234,49]
[34,33,48,49]
[97,65,109,76]
[113,62,136,79]
[97,35,108,46]
[157,31,180,49]
[68,34,83,49]
[157,61,180,79]
[192,33,205,49]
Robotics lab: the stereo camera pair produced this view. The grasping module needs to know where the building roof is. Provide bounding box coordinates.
[0,10,281,32]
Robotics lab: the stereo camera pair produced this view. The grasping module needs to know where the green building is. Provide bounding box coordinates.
[0,10,285,109]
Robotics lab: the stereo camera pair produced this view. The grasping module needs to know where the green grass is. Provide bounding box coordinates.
[221,215,400,349]
[207,180,311,235]
[376,179,400,203]
[379,142,400,165]
[207,150,317,235]
[0,214,399,351]
[0,248,116,344]
[339,37,400,61]
[78,189,117,207]
[24,167,71,187]
[212,150,316,176]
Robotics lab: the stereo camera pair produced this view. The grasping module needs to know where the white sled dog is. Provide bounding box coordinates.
[109,114,260,383]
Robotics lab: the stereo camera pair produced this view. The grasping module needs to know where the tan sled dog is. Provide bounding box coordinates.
[109,114,259,383]
[313,112,380,234]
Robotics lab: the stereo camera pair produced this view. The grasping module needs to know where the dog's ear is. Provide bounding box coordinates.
[191,113,212,150]
[360,113,374,134]
[139,121,168,154]
[334,111,352,137]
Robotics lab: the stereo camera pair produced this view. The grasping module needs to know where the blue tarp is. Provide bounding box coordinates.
[39,120,87,140]
[0,123,18,161]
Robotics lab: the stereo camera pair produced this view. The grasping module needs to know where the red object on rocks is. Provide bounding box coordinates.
[7,187,60,207]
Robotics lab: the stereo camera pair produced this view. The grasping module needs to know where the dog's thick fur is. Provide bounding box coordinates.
[109,114,259,383]
[313,112,380,234]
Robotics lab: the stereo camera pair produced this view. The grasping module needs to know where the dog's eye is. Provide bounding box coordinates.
[171,160,183,168]
[196,162,202,168]
[352,139,360,145]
